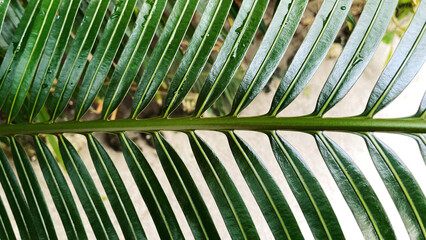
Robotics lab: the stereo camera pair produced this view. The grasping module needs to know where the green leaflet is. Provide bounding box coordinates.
[361,0,426,117]
[413,94,426,162]
[131,0,200,119]
[0,195,15,240]
[50,0,111,121]
[161,0,233,117]
[0,0,424,239]
[419,96,426,115]
[194,0,268,117]
[268,0,353,116]
[0,0,41,109]
[153,132,220,239]
[86,134,146,239]
[363,133,426,239]
[34,136,87,240]
[315,132,396,239]
[10,137,57,239]
[188,131,259,239]
[226,131,303,239]
[102,0,166,119]
[6,0,62,123]
[29,0,82,122]
[230,0,308,116]
[58,135,119,239]
[0,148,35,239]
[313,0,398,117]
[0,0,10,32]
[75,0,137,120]
[118,133,184,239]
[268,131,345,239]
[415,93,426,119]
[412,134,426,163]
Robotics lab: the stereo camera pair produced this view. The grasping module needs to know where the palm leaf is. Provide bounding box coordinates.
[0,0,425,238]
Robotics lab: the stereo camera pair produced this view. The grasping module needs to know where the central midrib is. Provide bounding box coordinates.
[0,116,424,136]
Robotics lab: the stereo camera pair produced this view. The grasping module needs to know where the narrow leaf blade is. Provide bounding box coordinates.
[162,0,233,117]
[10,137,57,239]
[315,132,396,239]
[153,132,220,239]
[29,0,83,122]
[34,136,87,239]
[75,0,138,120]
[101,0,167,119]
[58,135,119,239]
[269,131,345,239]
[226,131,303,239]
[188,131,259,239]
[313,0,398,116]
[363,133,426,239]
[0,0,41,108]
[50,0,111,121]
[118,133,184,239]
[194,0,268,117]
[86,134,146,239]
[230,0,308,116]
[362,1,426,117]
[268,0,353,116]
[0,149,35,239]
[130,0,200,118]
[6,0,62,122]
[0,195,16,240]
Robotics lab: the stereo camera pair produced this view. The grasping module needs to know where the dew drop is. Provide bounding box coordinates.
[42,83,48,88]
[340,6,346,10]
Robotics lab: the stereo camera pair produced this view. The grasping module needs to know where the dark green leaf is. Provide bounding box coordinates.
[226,131,303,239]
[10,137,57,239]
[0,195,16,240]
[411,134,426,163]
[188,131,259,239]
[194,0,268,117]
[0,148,36,239]
[50,0,111,121]
[6,0,62,123]
[75,0,137,120]
[361,1,426,117]
[315,132,396,239]
[34,136,87,240]
[101,0,167,119]
[29,0,83,122]
[86,134,146,239]
[268,0,353,116]
[230,0,308,116]
[0,0,10,32]
[415,92,425,118]
[130,0,200,118]
[363,133,426,238]
[58,135,119,239]
[269,131,345,239]
[118,133,184,239]
[313,0,398,117]
[0,0,41,108]
[161,0,233,117]
[153,132,220,239]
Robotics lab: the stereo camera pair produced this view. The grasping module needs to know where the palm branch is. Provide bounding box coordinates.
[0,0,425,239]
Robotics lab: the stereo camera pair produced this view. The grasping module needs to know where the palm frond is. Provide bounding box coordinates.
[0,0,425,239]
